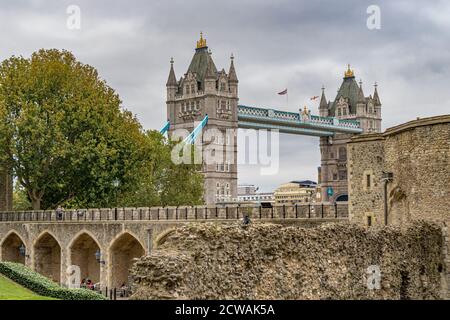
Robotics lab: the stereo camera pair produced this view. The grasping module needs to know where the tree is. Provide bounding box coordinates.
[0,49,204,210]
[12,183,32,211]
[0,49,144,209]
[116,131,204,207]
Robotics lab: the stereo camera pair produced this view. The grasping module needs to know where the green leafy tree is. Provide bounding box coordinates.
[12,183,32,211]
[117,131,204,207]
[0,49,144,209]
[0,49,203,210]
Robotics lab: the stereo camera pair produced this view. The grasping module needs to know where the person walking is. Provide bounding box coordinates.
[56,206,64,221]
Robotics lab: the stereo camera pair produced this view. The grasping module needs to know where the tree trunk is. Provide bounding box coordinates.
[31,196,41,210]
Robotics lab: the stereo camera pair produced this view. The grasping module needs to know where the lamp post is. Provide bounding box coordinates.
[18,244,29,258]
[381,172,394,225]
[95,249,106,265]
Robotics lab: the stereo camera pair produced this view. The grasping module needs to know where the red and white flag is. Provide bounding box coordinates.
[278,89,288,95]
[310,96,319,100]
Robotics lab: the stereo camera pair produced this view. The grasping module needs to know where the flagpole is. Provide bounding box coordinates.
[286,92,289,108]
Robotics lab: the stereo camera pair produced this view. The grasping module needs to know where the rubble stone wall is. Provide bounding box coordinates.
[130,221,445,300]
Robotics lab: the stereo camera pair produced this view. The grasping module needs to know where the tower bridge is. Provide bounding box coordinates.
[237,105,362,136]
[165,34,381,204]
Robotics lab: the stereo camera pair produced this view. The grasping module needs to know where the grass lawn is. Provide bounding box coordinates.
[0,274,56,300]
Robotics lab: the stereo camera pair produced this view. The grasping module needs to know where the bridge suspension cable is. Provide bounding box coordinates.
[183,115,209,144]
[159,120,170,134]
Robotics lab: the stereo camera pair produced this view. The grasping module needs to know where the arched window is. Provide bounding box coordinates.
[337,108,342,116]
[339,147,347,160]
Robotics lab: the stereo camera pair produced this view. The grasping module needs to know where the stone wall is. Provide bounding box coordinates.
[347,115,450,298]
[347,134,385,226]
[348,115,450,227]
[0,217,339,288]
[130,221,445,300]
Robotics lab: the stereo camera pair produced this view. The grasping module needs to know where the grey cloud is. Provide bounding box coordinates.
[0,0,449,191]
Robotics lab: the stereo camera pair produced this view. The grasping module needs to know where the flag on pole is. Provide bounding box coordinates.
[278,89,288,95]
[310,95,319,100]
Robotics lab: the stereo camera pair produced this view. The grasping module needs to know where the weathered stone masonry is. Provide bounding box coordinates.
[348,115,450,227]
[0,208,340,289]
[347,115,450,297]
[130,221,444,300]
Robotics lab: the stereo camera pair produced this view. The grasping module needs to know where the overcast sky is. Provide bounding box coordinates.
[1,0,449,192]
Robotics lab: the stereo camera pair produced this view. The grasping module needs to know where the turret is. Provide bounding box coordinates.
[228,54,238,97]
[319,85,328,117]
[356,79,366,116]
[166,57,177,101]
[204,50,217,94]
[373,82,381,106]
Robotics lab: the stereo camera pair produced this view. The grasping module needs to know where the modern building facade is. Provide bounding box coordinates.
[237,184,274,203]
[274,180,317,204]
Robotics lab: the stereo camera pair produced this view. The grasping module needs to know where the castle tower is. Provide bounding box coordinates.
[319,65,382,203]
[166,33,238,204]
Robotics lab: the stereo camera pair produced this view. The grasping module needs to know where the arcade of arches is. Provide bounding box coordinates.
[0,223,153,289]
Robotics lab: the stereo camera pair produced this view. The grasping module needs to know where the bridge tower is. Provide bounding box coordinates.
[166,33,238,204]
[319,65,382,203]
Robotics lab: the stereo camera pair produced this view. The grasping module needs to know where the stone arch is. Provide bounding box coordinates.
[154,228,177,248]
[33,231,61,283]
[68,231,101,285]
[335,194,348,202]
[0,230,26,264]
[109,231,145,288]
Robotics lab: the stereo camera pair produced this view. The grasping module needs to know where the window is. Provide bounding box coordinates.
[366,174,371,188]
[343,108,347,116]
[220,82,226,91]
[186,85,190,94]
[339,170,347,181]
[339,147,347,161]
[337,108,342,116]
[191,84,195,93]
[367,216,372,227]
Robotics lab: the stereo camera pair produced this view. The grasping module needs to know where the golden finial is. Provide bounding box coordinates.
[344,64,354,78]
[196,32,207,49]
